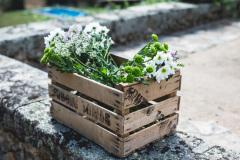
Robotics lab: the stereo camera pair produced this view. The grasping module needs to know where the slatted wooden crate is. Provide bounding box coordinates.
[48,56,181,157]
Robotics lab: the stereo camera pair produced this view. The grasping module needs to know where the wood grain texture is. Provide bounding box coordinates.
[49,84,124,134]
[51,101,125,156]
[51,101,178,157]
[122,71,181,108]
[48,64,181,157]
[48,67,124,110]
[123,114,178,156]
[123,96,180,134]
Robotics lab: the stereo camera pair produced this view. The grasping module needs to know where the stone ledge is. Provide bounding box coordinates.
[0,2,226,63]
[112,19,240,60]
[0,55,240,159]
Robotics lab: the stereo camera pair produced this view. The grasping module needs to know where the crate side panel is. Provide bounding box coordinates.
[48,68,124,110]
[123,96,180,134]
[123,114,178,156]
[123,71,181,108]
[49,84,124,134]
[51,101,124,157]
[49,83,78,110]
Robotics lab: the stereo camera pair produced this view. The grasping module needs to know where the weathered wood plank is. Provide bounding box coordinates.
[122,71,181,108]
[49,84,124,134]
[48,67,124,110]
[51,101,179,157]
[123,114,178,156]
[51,101,125,157]
[124,96,180,134]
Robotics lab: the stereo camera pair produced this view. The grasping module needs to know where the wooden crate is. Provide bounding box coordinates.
[48,61,181,157]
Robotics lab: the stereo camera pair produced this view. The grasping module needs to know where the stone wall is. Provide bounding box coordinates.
[0,2,230,65]
[0,130,51,160]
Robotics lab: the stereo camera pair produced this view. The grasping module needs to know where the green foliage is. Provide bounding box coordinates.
[152,34,159,42]
[214,0,240,17]
[134,54,144,64]
[0,10,50,27]
[41,23,183,86]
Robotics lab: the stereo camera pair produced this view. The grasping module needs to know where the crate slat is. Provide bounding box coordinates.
[121,71,181,108]
[51,101,178,157]
[49,67,181,111]
[123,114,178,155]
[51,101,124,156]
[49,83,179,135]
[124,96,180,133]
[48,67,124,110]
[49,84,124,134]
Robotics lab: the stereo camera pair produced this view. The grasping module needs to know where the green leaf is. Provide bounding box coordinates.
[101,68,108,75]
[151,34,158,42]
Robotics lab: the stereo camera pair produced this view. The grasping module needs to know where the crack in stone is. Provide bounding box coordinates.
[12,98,48,115]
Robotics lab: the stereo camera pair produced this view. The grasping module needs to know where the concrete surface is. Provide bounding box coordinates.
[179,37,240,152]
[113,19,240,60]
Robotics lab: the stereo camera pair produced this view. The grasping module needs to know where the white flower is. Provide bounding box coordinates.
[44,28,65,48]
[144,56,151,62]
[166,52,174,62]
[164,52,176,75]
[67,24,83,38]
[69,24,82,33]
[153,51,167,65]
[155,66,171,83]
[144,60,156,78]
[43,23,113,62]
[83,22,109,34]
[54,41,71,57]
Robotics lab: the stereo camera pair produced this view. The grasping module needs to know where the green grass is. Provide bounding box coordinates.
[0,10,51,28]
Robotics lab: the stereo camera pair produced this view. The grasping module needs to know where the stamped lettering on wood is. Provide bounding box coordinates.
[125,87,145,105]
[82,102,111,126]
[52,87,77,109]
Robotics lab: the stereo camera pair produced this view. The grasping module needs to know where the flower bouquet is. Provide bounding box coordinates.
[41,23,183,87]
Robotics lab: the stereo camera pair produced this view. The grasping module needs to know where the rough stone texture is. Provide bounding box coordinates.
[0,55,240,159]
[0,129,50,160]
[103,2,223,43]
[0,2,229,64]
[113,19,240,59]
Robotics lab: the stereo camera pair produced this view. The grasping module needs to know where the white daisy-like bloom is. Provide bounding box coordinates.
[44,28,65,48]
[153,51,167,65]
[155,66,171,83]
[144,60,156,78]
